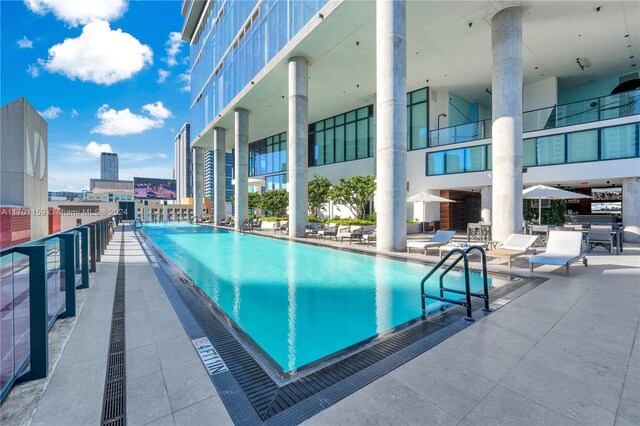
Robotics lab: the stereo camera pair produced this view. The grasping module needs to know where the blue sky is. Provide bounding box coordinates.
[1,0,190,191]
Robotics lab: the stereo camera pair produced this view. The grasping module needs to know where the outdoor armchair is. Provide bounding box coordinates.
[586,225,614,254]
[317,224,338,240]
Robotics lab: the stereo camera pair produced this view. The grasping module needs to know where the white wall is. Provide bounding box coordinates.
[429,89,449,130]
[309,157,374,183]
[523,76,558,111]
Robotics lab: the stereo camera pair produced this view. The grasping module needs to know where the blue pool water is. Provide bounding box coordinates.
[142,223,494,371]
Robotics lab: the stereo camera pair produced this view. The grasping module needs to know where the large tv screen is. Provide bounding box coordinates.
[133,177,177,200]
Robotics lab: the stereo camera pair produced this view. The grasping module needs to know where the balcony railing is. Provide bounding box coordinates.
[0,217,117,402]
[426,122,640,176]
[428,89,640,148]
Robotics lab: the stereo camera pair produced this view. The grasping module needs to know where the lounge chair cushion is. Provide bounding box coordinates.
[529,254,576,266]
[499,234,539,251]
[529,231,583,266]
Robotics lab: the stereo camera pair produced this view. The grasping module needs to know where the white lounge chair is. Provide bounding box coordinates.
[407,230,455,255]
[529,231,587,275]
[485,234,539,268]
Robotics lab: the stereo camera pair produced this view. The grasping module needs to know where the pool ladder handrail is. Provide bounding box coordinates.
[420,246,491,322]
[239,218,253,233]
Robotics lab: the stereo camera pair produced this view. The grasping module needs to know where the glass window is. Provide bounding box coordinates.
[316,130,325,165]
[445,149,465,173]
[346,111,356,123]
[357,119,368,159]
[325,128,334,164]
[357,107,368,120]
[427,151,445,175]
[369,118,375,157]
[523,138,536,167]
[325,117,334,128]
[487,144,492,170]
[466,146,486,171]
[536,134,565,165]
[410,102,428,150]
[601,124,637,160]
[345,122,356,161]
[411,88,427,103]
[334,126,344,162]
[335,114,344,126]
[567,130,598,163]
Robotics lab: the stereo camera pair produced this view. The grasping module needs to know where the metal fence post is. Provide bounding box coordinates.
[79,227,89,288]
[59,234,76,318]
[89,223,98,271]
[16,245,48,381]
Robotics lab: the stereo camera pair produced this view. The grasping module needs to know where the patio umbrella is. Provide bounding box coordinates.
[407,192,456,233]
[522,184,591,224]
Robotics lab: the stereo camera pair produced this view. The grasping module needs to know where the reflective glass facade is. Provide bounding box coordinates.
[426,123,639,175]
[190,0,327,138]
[204,151,234,202]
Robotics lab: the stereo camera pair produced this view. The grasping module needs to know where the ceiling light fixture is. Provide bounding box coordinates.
[576,58,588,71]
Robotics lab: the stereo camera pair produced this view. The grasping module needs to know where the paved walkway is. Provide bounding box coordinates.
[3,225,638,425]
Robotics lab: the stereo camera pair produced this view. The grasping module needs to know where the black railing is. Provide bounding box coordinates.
[420,246,491,321]
[0,216,117,402]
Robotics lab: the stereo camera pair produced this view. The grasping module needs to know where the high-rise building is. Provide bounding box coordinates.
[183,1,640,242]
[204,151,234,202]
[174,123,192,200]
[100,152,119,180]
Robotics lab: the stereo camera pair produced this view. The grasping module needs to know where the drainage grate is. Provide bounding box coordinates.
[101,227,126,426]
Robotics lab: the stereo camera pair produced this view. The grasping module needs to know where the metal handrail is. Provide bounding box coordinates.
[438,246,491,312]
[420,246,491,322]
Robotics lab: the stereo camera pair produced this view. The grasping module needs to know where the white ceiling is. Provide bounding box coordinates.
[193,0,640,150]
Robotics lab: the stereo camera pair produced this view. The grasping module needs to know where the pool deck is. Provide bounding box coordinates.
[2,224,639,425]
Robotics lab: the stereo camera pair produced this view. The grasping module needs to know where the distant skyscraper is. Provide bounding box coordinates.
[204,151,234,202]
[174,123,192,200]
[100,152,119,180]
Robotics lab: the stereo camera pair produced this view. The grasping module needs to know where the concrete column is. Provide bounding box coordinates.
[193,147,204,221]
[623,177,640,243]
[481,186,492,223]
[491,6,523,242]
[375,0,407,251]
[288,56,309,238]
[162,202,168,222]
[234,109,249,230]
[213,127,226,225]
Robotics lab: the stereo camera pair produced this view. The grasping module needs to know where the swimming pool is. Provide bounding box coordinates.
[142,223,496,372]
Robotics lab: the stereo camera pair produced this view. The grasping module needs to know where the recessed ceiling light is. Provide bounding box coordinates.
[630,56,635,59]
[625,34,630,37]
[578,34,582,37]
[534,66,539,69]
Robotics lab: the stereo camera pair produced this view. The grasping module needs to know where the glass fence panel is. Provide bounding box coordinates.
[12,252,30,380]
[74,231,82,287]
[556,100,599,127]
[45,239,63,326]
[601,124,638,160]
[600,91,640,120]
[0,253,15,393]
[466,146,487,172]
[523,138,537,166]
[523,106,555,132]
[567,130,599,163]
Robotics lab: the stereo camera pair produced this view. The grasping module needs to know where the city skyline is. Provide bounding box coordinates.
[0,0,189,191]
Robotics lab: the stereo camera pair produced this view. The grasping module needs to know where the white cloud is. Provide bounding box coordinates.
[164,32,183,67]
[38,106,63,119]
[157,69,170,83]
[119,152,169,162]
[71,108,78,118]
[179,72,190,93]
[17,36,33,49]
[27,63,40,77]
[43,20,152,85]
[141,101,172,120]
[91,101,171,136]
[24,0,128,27]
[84,141,113,157]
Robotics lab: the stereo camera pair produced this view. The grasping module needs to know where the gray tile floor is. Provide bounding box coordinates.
[6,225,639,426]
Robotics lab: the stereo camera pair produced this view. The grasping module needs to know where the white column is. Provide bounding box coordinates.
[162,202,168,222]
[213,127,226,225]
[376,0,407,251]
[193,147,204,221]
[623,177,640,243]
[491,6,523,242]
[481,186,492,223]
[288,56,309,238]
[234,109,249,230]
